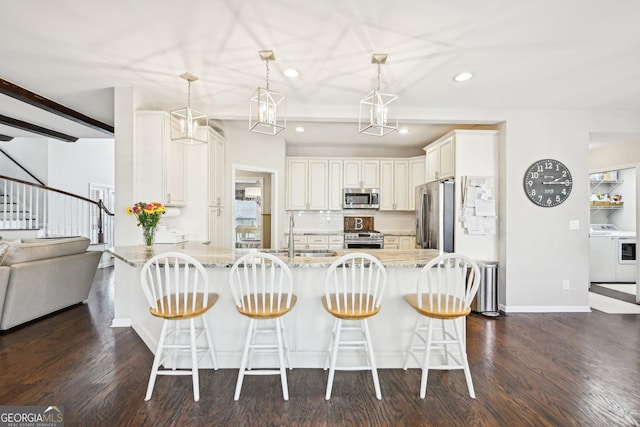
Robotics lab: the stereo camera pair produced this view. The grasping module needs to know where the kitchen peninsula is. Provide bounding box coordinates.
[109,243,442,368]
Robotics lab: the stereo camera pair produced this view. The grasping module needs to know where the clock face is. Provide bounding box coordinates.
[523,159,572,207]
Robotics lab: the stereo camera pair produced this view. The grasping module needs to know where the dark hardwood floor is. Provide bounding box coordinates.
[1,267,640,426]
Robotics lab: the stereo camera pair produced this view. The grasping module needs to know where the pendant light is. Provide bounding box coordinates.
[170,72,208,145]
[249,50,286,136]
[358,54,398,137]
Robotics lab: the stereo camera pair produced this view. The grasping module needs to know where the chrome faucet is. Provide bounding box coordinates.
[288,212,295,258]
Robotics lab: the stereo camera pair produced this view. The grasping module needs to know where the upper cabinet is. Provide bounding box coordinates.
[328,160,343,210]
[287,156,425,211]
[379,159,410,211]
[287,158,337,210]
[343,159,379,188]
[408,156,426,209]
[425,135,454,183]
[135,111,186,207]
[423,130,498,184]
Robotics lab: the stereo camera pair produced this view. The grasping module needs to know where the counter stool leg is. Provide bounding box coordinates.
[324,318,338,370]
[453,318,475,398]
[325,319,343,400]
[276,317,289,400]
[419,318,434,399]
[203,317,218,370]
[280,319,293,370]
[363,319,382,400]
[145,320,168,401]
[235,318,256,401]
[403,315,420,370]
[189,318,200,402]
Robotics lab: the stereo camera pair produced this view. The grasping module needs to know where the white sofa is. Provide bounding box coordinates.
[0,236,102,330]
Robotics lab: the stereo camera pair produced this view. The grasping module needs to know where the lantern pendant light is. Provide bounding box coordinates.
[170,72,209,145]
[249,50,286,136]
[359,54,398,137]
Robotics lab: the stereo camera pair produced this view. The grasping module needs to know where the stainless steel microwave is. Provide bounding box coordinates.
[343,188,380,209]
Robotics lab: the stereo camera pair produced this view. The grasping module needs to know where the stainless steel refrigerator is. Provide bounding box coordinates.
[415,180,454,252]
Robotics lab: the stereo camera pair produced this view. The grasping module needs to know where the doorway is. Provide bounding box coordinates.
[588,165,640,308]
[232,165,277,249]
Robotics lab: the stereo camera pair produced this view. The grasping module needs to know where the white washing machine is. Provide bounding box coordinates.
[590,224,636,283]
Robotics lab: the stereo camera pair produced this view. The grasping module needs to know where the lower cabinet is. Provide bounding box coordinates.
[384,235,415,249]
[288,234,344,250]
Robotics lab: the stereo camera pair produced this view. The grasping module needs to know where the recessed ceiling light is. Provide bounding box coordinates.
[454,72,473,82]
[295,126,305,132]
[399,128,409,134]
[283,68,300,78]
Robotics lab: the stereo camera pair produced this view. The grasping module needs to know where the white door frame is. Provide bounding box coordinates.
[231,164,279,250]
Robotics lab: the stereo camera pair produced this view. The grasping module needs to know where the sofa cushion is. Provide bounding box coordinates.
[0,239,21,265]
[1,237,90,266]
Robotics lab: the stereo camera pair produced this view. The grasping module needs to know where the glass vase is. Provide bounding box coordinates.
[142,227,156,247]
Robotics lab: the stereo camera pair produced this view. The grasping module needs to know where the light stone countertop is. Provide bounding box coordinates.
[107,242,440,269]
[380,230,415,236]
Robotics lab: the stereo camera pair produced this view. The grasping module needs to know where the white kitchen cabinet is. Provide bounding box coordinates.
[384,235,414,249]
[328,160,343,210]
[289,234,343,250]
[409,156,426,209]
[208,206,224,247]
[208,129,225,247]
[286,158,329,210]
[380,159,410,211]
[286,158,341,210]
[308,160,329,210]
[343,159,379,188]
[286,159,309,210]
[329,235,344,249]
[379,161,394,210]
[383,236,399,249]
[208,130,225,208]
[135,111,186,207]
[399,236,415,249]
[307,235,329,249]
[424,135,454,183]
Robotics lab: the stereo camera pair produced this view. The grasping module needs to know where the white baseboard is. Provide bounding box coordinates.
[111,318,132,327]
[502,305,591,313]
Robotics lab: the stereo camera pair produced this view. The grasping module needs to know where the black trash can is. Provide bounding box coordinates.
[471,261,499,317]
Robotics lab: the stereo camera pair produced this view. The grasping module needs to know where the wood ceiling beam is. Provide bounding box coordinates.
[0,114,78,142]
[0,134,13,141]
[0,78,114,135]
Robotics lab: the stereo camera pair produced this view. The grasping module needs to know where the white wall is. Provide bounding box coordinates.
[500,111,591,312]
[0,138,48,182]
[48,138,114,197]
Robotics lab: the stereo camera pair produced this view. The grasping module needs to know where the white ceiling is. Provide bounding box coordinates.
[1,0,639,149]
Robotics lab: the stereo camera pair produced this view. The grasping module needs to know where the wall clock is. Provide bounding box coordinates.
[523,159,572,207]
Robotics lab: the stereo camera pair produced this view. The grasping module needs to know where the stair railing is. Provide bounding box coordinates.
[0,174,114,244]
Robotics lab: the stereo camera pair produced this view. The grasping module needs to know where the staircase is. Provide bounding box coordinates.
[0,175,114,245]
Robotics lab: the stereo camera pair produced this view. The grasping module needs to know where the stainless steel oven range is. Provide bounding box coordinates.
[344,231,384,249]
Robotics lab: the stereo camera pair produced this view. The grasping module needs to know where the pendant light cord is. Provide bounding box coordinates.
[265,59,270,91]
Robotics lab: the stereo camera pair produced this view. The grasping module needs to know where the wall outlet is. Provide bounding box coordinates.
[563,280,570,290]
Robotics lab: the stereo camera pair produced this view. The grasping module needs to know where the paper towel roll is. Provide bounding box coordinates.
[163,207,181,218]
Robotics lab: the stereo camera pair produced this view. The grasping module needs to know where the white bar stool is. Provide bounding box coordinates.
[229,252,297,401]
[322,252,387,400]
[140,252,218,402]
